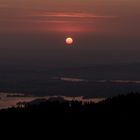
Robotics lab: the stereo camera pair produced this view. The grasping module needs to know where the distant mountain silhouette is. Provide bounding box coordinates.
[1,64,140,97]
[47,96,65,102]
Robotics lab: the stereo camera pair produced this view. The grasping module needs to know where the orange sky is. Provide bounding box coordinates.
[0,0,140,36]
[0,0,140,66]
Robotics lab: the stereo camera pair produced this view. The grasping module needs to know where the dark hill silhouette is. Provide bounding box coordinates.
[0,93,140,136]
[0,92,140,123]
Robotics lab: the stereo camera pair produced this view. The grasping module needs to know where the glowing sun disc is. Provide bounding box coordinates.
[66,37,73,45]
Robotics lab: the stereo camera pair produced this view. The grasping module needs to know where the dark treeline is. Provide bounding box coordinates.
[0,92,140,123]
[0,93,140,136]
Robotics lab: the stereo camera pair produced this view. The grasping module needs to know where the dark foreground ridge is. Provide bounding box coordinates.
[0,93,140,136]
[0,93,140,123]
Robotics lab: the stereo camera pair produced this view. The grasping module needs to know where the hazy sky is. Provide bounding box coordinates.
[0,0,140,66]
[1,0,140,35]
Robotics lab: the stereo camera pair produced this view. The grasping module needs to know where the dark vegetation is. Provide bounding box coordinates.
[0,92,140,124]
[0,93,140,137]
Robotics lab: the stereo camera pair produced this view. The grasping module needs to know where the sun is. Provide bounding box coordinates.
[66,37,73,45]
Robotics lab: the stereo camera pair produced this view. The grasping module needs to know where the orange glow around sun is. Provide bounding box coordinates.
[66,37,73,45]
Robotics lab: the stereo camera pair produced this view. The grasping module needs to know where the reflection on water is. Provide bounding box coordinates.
[52,77,88,82]
[97,80,140,84]
[53,77,140,84]
[1,79,140,109]
[0,92,105,109]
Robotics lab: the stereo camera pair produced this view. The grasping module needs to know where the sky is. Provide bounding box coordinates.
[0,0,140,66]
